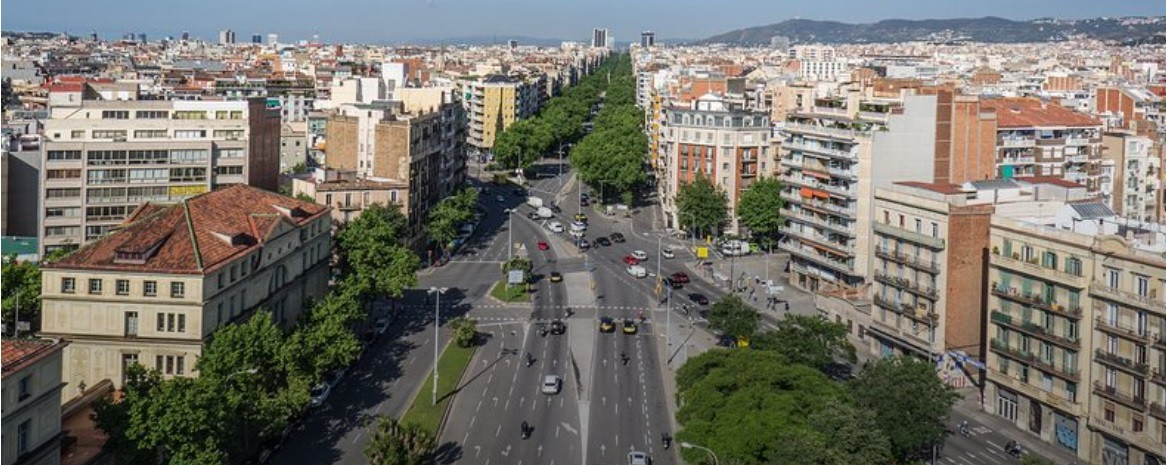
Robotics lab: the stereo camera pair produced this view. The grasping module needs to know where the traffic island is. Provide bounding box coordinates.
[489,280,530,303]
[400,341,477,435]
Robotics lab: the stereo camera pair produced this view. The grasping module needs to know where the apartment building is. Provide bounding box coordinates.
[39,185,331,402]
[292,169,408,224]
[657,93,773,234]
[460,75,541,152]
[1102,132,1161,223]
[2,338,68,465]
[984,203,1166,464]
[980,98,1107,197]
[324,92,465,245]
[39,94,280,255]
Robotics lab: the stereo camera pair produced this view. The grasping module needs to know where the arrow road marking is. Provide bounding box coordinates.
[600,444,606,456]
[560,422,578,435]
[501,445,510,457]
[538,445,543,457]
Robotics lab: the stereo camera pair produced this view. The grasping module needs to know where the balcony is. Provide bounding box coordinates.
[875,246,940,273]
[1036,137,1066,146]
[779,226,855,256]
[1000,137,1036,148]
[1151,403,1166,421]
[1150,370,1166,387]
[1094,349,1150,376]
[1093,315,1156,344]
[1089,283,1166,313]
[780,192,859,217]
[991,311,1080,349]
[990,284,1083,319]
[999,156,1036,165]
[874,271,940,301]
[873,294,938,323]
[1065,136,1092,146]
[778,240,855,274]
[1065,155,1090,163]
[989,339,1080,381]
[872,222,945,250]
[989,250,1087,288]
[782,140,858,160]
[781,207,855,237]
[781,122,866,141]
[1092,381,1147,411]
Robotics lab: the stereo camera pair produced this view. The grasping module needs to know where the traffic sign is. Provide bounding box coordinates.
[696,247,709,259]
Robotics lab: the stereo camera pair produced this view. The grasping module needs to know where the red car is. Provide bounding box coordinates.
[537,241,549,251]
[670,272,690,283]
[623,255,639,266]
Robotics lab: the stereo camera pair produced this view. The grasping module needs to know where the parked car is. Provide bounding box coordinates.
[610,232,626,243]
[547,221,564,233]
[689,293,709,305]
[595,237,612,246]
[577,240,590,251]
[626,265,647,278]
[670,272,690,283]
[631,250,648,261]
[661,247,675,259]
[623,255,640,266]
[538,241,550,251]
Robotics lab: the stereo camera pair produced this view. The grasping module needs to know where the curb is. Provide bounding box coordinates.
[435,342,480,439]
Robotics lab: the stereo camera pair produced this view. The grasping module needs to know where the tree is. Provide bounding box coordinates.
[125,376,232,464]
[737,177,784,245]
[675,349,885,465]
[751,314,855,371]
[448,317,478,348]
[1,259,41,333]
[92,364,162,465]
[365,416,436,465]
[850,356,960,461]
[427,185,478,247]
[675,175,728,238]
[337,203,419,299]
[295,192,316,203]
[285,291,364,383]
[705,295,759,341]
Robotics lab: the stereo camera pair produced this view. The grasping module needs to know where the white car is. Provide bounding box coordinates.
[541,374,562,395]
[661,247,675,259]
[628,451,651,465]
[547,221,564,233]
[631,250,648,261]
[626,265,647,278]
[308,382,332,408]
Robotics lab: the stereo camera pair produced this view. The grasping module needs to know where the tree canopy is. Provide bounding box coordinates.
[850,356,960,462]
[427,185,478,247]
[675,175,729,237]
[337,203,420,299]
[705,294,760,341]
[751,314,856,371]
[1,259,41,333]
[737,177,785,245]
[365,416,436,465]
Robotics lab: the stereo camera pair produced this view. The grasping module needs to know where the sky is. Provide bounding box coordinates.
[3,0,1164,44]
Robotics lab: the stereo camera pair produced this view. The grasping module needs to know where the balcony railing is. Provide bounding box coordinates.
[872,294,938,322]
[778,240,855,274]
[1093,314,1156,343]
[991,311,1081,349]
[999,156,1036,164]
[1150,402,1166,421]
[780,192,858,217]
[989,339,1079,381]
[874,246,940,273]
[1152,370,1166,387]
[779,226,855,255]
[781,207,855,237]
[1094,349,1150,376]
[873,271,939,300]
[872,222,945,250]
[781,140,858,160]
[1000,138,1036,148]
[990,249,1087,288]
[1092,381,1147,410]
[1089,283,1166,313]
[781,122,867,141]
[989,284,1083,318]
[1065,136,1092,146]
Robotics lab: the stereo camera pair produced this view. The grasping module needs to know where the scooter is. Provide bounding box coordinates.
[525,353,535,367]
[521,422,531,440]
[958,421,970,437]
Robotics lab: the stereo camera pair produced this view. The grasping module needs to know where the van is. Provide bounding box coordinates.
[626,265,647,278]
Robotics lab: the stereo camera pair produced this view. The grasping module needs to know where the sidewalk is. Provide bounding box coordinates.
[951,388,1088,465]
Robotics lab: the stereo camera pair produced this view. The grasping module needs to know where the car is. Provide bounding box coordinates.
[550,271,563,282]
[689,293,709,305]
[547,221,564,233]
[580,198,590,206]
[661,247,675,259]
[571,221,587,231]
[577,240,590,251]
[626,265,647,278]
[574,213,588,222]
[541,374,562,395]
[308,382,332,408]
[528,211,541,220]
[537,241,550,251]
[631,250,648,261]
[628,451,651,465]
[373,317,390,335]
[595,237,612,246]
[495,195,506,203]
[549,204,562,213]
[670,272,690,283]
[568,229,585,238]
[549,319,567,335]
[610,232,626,243]
[622,320,638,334]
[623,255,640,266]
[599,316,616,333]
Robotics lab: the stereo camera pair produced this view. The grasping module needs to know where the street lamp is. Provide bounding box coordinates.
[504,208,515,264]
[225,367,258,381]
[428,286,448,406]
[680,442,720,465]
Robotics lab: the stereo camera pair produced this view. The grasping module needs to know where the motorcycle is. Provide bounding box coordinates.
[525,353,535,367]
[1004,441,1024,459]
[521,422,531,440]
[958,421,970,437]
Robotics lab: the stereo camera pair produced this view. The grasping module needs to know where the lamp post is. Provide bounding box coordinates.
[225,367,258,381]
[505,208,514,264]
[428,287,448,406]
[680,442,720,465]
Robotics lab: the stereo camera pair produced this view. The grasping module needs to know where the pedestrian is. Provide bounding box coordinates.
[784,302,790,312]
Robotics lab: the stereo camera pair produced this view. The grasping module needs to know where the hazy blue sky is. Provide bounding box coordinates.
[4,0,1163,43]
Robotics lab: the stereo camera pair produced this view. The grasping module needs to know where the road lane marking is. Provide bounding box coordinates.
[561,422,578,435]
[351,432,361,444]
[469,416,476,429]
[462,432,469,445]
[495,424,501,437]
[476,399,482,412]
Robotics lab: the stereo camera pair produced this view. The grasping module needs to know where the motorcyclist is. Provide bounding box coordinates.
[525,352,534,366]
[620,352,629,365]
[521,421,530,439]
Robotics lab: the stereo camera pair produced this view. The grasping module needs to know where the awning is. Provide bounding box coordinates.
[813,189,829,199]
[803,169,831,180]
[800,187,814,198]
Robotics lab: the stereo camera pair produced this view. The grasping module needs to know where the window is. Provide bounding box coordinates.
[1108,269,1120,288]
[17,419,31,455]
[171,282,185,298]
[1133,415,1144,433]
[218,274,225,289]
[1105,403,1115,422]
[172,110,207,120]
[46,169,82,179]
[71,130,85,138]
[215,148,244,159]
[18,374,32,401]
[46,188,81,199]
[174,129,206,139]
[215,165,243,175]
[176,356,185,375]
[89,278,103,294]
[144,281,157,297]
[213,130,244,140]
[62,277,76,293]
[1065,382,1077,402]
[133,129,168,139]
[169,149,208,164]
[931,222,938,238]
[177,314,186,333]
[135,110,169,119]
[1041,252,1057,269]
[116,279,130,295]
[92,130,128,139]
[1136,275,1150,297]
[102,110,129,119]
[47,150,82,160]
[157,312,166,331]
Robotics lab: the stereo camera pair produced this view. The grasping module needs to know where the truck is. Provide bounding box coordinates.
[527,196,544,208]
[537,206,553,219]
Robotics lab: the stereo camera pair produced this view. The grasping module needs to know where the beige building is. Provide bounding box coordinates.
[984,202,1166,463]
[459,75,541,152]
[2,338,68,465]
[39,185,331,403]
[1102,132,1161,223]
[39,91,280,255]
[292,169,409,225]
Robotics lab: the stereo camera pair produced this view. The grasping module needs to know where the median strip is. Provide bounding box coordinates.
[400,341,477,435]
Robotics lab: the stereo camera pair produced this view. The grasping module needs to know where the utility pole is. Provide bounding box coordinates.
[428,287,447,406]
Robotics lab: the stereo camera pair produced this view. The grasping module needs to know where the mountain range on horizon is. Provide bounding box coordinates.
[700,16,1166,45]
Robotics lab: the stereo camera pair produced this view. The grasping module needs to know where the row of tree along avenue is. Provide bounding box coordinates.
[678,294,960,465]
[568,54,650,206]
[93,203,422,464]
[675,174,785,245]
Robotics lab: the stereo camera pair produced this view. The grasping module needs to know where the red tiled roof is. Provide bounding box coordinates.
[894,181,966,195]
[2,339,68,380]
[981,98,1099,128]
[48,83,84,93]
[45,185,329,275]
[1016,175,1085,188]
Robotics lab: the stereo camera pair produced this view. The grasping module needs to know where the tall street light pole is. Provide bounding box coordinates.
[680,442,720,465]
[506,208,514,264]
[428,287,448,406]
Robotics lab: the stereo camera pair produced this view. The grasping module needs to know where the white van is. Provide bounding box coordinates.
[721,240,751,256]
[626,265,647,278]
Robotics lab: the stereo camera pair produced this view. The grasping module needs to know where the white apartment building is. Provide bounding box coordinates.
[1103,132,1161,223]
[2,339,68,465]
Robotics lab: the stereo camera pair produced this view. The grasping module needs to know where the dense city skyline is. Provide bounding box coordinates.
[4,0,1165,43]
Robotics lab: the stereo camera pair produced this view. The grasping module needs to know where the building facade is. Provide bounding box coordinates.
[1102,132,1161,223]
[460,75,540,152]
[39,185,331,403]
[2,339,68,465]
[39,96,280,255]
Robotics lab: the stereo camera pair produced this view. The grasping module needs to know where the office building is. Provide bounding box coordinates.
[460,75,541,152]
[2,338,69,465]
[251,34,262,44]
[267,33,278,45]
[181,31,189,41]
[770,36,790,52]
[39,185,331,401]
[39,87,280,255]
[592,28,609,49]
[640,31,655,48]
[218,29,235,45]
